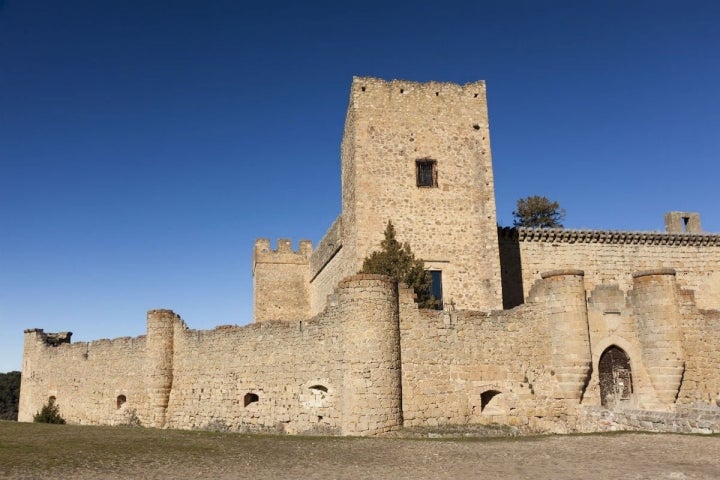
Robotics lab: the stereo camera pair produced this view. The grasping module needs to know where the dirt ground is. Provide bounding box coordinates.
[1,422,719,479]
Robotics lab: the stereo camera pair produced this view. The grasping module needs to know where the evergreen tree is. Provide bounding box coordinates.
[33,399,66,424]
[512,195,566,228]
[359,221,438,309]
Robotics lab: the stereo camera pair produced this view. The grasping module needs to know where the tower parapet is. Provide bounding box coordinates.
[253,238,312,263]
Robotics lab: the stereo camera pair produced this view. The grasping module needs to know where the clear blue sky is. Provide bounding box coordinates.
[1,1,719,372]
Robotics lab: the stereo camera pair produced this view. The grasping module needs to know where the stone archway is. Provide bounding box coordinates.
[599,345,633,408]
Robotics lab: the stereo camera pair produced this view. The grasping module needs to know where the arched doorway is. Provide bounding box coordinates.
[599,346,633,408]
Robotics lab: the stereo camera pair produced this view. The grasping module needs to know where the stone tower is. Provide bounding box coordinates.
[339,77,503,310]
[253,239,312,322]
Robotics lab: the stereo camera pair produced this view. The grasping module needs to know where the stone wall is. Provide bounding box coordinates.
[579,268,720,414]
[19,275,405,437]
[18,330,148,425]
[397,272,594,433]
[308,216,349,316]
[499,227,720,310]
[309,216,343,278]
[19,269,720,435]
[579,406,720,434]
[167,315,344,434]
[398,267,720,433]
[678,306,720,406]
[309,246,348,316]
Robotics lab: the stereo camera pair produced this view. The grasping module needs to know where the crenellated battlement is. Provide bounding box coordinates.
[349,76,488,124]
[253,238,313,263]
[254,238,312,266]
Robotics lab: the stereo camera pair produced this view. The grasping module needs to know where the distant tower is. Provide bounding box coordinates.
[253,239,312,322]
[339,77,503,310]
[664,211,702,233]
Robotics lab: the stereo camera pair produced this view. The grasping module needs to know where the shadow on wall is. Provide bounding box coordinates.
[498,227,524,309]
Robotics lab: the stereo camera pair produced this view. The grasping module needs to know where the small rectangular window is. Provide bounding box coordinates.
[416,160,437,187]
[429,270,443,310]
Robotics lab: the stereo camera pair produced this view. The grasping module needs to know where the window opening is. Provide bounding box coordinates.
[429,270,443,310]
[309,385,328,400]
[480,390,501,412]
[116,395,127,409]
[416,160,437,187]
[244,392,259,407]
[682,217,689,232]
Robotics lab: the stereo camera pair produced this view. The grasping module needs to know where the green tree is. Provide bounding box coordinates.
[33,399,66,424]
[512,195,566,228]
[0,371,21,421]
[359,221,438,309]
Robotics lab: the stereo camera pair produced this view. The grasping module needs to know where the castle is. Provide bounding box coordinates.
[19,77,720,435]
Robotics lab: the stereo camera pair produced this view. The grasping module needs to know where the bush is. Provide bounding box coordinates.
[33,401,66,424]
[122,408,141,427]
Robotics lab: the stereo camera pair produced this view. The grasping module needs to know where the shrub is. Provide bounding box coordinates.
[33,401,66,424]
[123,408,141,427]
[360,220,438,309]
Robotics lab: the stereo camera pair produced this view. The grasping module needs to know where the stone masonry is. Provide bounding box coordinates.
[19,77,720,435]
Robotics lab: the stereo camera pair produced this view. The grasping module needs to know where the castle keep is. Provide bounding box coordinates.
[19,78,720,435]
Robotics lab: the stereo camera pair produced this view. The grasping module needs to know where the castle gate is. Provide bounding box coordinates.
[599,346,633,408]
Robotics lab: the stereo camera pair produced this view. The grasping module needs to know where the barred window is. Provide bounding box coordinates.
[416,159,437,187]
